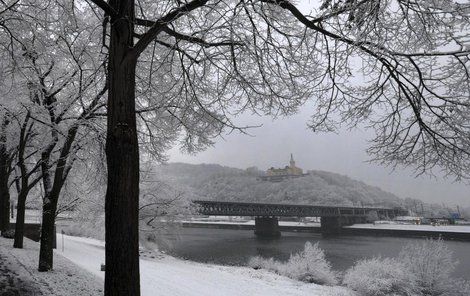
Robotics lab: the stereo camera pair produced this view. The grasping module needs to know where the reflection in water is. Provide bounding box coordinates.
[159,227,470,280]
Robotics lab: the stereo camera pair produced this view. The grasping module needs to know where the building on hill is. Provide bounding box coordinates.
[259,154,308,182]
[267,154,303,176]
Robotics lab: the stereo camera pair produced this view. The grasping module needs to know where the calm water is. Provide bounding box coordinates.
[160,227,470,280]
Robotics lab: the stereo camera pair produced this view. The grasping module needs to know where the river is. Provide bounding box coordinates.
[159,227,470,280]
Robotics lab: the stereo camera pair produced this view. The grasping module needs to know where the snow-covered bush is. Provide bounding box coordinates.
[399,239,460,296]
[344,239,470,296]
[281,242,338,285]
[444,279,470,296]
[343,257,418,296]
[248,256,280,272]
[248,242,338,285]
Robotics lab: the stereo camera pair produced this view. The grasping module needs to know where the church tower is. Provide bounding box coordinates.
[290,153,295,168]
[263,153,303,180]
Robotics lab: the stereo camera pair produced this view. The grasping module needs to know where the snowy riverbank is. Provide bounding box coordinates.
[55,234,354,296]
[183,219,320,227]
[345,223,470,233]
[0,236,102,295]
[185,219,470,233]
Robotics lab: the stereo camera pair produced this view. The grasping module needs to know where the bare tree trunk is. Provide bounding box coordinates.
[0,118,10,232]
[38,134,74,271]
[105,1,140,295]
[37,143,56,271]
[13,112,38,247]
[0,154,10,233]
[13,193,27,248]
[37,191,58,271]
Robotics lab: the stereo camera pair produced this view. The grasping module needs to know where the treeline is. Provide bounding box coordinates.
[153,163,462,218]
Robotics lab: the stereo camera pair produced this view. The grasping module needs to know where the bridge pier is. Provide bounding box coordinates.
[254,217,281,238]
[320,217,343,235]
[320,216,367,235]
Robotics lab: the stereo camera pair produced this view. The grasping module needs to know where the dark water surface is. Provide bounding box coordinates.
[159,227,470,280]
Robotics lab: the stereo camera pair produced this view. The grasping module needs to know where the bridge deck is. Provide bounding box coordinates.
[193,200,402,218]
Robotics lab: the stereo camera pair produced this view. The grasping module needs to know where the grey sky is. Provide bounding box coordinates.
[169,0,470,208]
[168,108,470,208]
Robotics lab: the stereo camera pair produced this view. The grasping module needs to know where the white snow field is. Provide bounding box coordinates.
[56,234,354,296]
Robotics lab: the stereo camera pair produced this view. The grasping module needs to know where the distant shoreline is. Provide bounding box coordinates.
[182,221,470,241]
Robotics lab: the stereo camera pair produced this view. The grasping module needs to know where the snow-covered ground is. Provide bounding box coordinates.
[56,234,354,296]
[346,223,470,233]
[0,236,102,295]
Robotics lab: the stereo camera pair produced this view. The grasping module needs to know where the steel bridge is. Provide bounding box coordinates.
[193,200,403,218]
[192,200,407,237]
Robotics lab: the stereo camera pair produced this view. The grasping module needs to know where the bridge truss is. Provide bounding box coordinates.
[193,200,403,218]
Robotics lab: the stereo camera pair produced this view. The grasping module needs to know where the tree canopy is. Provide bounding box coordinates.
[0,0,468,295]
[85,0,470,177]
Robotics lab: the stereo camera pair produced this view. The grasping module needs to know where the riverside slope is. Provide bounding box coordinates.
[56,234,354,296]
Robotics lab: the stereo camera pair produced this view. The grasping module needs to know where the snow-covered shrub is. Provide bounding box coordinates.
[248,256,280,272]
[247,256,263,269]
[281,242,338,285]
[248,242,338,285]
[444,279,470,296]
[399,239,459,296]
[343,239,469,296]
[343,257,418,296]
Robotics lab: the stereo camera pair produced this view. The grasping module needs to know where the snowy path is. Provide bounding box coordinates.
[56,234,354,296]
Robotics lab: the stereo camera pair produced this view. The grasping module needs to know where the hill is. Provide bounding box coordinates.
[152,163,403,208]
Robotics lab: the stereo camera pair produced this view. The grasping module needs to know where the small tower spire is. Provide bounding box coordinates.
[290,153,295,167]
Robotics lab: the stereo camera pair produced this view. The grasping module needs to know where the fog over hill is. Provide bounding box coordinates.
[151,163,456,216]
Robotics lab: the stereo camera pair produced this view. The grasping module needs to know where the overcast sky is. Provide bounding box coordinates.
[168,107,470,208]
[168,0,470,208]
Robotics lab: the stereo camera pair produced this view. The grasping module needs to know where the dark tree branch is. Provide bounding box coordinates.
[87,0,119,19]
[132,0,209,56]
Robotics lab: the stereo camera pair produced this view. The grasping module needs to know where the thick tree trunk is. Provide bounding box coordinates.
[13,193,27,248]
[105,2,140,295]
[37,192,57,271]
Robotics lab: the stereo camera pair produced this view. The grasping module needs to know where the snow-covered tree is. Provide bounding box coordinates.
[0,0,108,269]
[11,108,43,249]
[0,114,14,233]
[399,239,457,296]
[138,162,193,248]
[1,0,468,294]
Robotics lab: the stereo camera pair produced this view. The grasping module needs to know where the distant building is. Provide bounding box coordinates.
[267,154,303,176]
[259,154,307,182]
[393,216,423,225]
